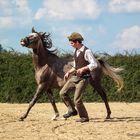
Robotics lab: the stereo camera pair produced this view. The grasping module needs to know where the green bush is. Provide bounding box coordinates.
[0,50,139,103]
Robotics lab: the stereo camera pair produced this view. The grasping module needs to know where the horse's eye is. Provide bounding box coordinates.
[29,35,34,39]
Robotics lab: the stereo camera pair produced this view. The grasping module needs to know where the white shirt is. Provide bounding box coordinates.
[73,45,98,71]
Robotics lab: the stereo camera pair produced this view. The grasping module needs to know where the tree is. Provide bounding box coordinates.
[0,44,6,52]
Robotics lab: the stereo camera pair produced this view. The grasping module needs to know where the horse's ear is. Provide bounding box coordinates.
[39,32,46,37]
[43,32,46,36]
[42,32,46,36]
[46,32,51,37]
[32,27,36,33]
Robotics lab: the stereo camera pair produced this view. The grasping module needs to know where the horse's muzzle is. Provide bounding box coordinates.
[20,37,29,47]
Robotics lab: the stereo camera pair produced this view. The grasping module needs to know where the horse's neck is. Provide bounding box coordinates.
[32,44,49,70]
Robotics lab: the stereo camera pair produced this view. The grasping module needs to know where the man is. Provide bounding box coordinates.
[60,32,98,123]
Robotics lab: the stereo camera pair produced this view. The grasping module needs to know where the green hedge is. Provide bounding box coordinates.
[0,50,139,103]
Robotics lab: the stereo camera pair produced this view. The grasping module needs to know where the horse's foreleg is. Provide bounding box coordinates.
[90,79,111,119]
[47,89,59,120]
[19,84,45,121]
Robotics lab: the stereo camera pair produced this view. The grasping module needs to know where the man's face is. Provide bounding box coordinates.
[69,41,78,48]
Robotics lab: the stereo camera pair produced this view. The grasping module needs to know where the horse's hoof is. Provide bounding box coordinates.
[106,111,111,119]
[51,114,59,121]
[19,117,24,121]
[106,117,110,119]
[51,117,58,121]
[106,115,111,119]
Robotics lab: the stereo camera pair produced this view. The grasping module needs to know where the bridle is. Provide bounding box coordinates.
[21,31,52,49]
[24,33,41,47]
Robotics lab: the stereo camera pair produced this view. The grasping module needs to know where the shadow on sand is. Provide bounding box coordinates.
[90,117,140,123]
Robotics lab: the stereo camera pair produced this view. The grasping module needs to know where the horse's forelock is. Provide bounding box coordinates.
[28,32,38,37]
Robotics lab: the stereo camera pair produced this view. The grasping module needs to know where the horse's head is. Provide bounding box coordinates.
[20,27,52,49]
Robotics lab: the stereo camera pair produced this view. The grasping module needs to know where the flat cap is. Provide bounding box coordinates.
[68,32,84,41]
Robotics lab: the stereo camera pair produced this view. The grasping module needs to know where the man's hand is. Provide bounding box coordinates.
[64,72,70,81]
[64,67,76,81]
[76,66,89,76]
[76,68,84,76]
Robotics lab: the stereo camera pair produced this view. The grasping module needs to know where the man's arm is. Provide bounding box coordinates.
[85,49,98,71]
[76,49,98,75]
[67,67,76,74]
[64,67,76,81]
[76,66,89,76]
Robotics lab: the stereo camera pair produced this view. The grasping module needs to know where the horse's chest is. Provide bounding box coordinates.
[35,65,49,84]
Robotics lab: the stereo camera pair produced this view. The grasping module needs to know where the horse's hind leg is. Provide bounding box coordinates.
[90,79,111,119]
[46,89,59,120]
[19,84,45,121]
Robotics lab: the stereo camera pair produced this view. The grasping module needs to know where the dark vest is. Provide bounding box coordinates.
[74,47,90,75]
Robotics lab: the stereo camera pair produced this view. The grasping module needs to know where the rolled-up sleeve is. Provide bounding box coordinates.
[85,49,98,71]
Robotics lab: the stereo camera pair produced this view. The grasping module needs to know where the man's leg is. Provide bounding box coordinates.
[59,79,77,118]
[74,79,89,122]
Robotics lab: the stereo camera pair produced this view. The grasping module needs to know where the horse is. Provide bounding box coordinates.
[19,27,124,121]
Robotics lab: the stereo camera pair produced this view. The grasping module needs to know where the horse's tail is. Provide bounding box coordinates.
[98,58,124,92]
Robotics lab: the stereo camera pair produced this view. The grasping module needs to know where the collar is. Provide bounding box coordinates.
[77,45,85,52]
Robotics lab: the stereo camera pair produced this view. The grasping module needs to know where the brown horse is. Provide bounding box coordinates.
[19,28,123,121]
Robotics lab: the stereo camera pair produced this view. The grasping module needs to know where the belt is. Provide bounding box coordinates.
[80,74,91,79]
[74,73,91,79]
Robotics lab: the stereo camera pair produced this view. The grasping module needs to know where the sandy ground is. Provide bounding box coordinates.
[0,103,140,140]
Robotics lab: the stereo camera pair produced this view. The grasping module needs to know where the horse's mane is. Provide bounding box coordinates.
[39,32,58,57]
[47,49,58,57]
